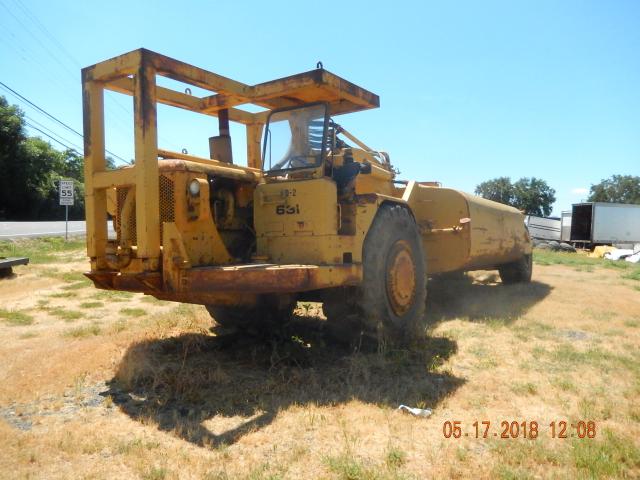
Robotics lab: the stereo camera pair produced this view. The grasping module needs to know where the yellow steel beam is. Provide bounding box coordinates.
[82,77,108,266]
[132,55,160,262]
[246,123,264,169]
[107,77,255,124]
[322,71,379,107]
[83,49,142,83]
[148,49,251,96]
[93,168,135,189]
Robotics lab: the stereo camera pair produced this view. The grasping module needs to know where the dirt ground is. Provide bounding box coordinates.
[0,246,639,479]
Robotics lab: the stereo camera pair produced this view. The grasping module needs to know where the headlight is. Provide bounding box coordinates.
[189,179,201,196]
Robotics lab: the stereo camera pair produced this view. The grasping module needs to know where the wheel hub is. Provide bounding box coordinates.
[386,240,417,316]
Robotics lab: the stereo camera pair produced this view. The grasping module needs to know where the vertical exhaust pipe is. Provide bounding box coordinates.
[209,108,233,164]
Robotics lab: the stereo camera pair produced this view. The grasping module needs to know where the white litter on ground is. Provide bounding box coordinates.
[604,249,635,261]
[397,405,433,418]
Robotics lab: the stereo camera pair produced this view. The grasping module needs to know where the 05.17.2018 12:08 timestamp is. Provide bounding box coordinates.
[442,420,596,440]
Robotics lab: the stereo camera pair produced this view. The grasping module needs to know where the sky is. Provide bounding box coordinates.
[0,0,638,216]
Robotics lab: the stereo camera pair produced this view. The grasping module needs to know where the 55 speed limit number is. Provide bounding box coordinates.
[442,420,596,439]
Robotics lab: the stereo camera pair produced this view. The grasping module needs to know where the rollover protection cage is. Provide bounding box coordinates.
[82,48,379,274]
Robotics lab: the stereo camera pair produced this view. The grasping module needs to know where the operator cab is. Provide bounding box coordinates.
[262,103,329,174]
[261,102,394,195]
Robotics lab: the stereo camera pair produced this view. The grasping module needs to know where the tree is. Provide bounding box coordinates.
[0,96,26,219]
[475,176,556,216]
[588,175,640,204]
[0,95,89,220]
[512,177,556,217]
[474,177,514,205]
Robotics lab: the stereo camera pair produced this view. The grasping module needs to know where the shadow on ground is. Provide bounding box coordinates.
[106,274,551,448]
[105,317,462,448]
[427,273,553,325]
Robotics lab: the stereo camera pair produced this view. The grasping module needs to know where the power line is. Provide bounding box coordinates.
[0,80,131,164]
[24,121,80,153]
[12,0,80,69]
[0,1,144,141]
[0,79,82,136]
[24,114,84,152]
[1,0,181,151]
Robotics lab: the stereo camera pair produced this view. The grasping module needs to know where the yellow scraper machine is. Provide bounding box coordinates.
[83,49,532,344]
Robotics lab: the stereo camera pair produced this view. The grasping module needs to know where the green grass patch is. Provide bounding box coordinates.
[550,344,618,366]
[79,301,103,309]
[61,281,90,291]
[0,308,35,326]
[493,465,535,480]
[533,249,601,267]
[491,439,563,477]
[602,260,634,270]
[385,446,406,470]
[0,237,85,264]
[64,323,101,338]
[59,271,90,283]
[92,290,135,302]
[623,269,640,281]
[513,321,554,340]
[510,382,538,396]
[40,269,92,290]
[120,307,146,318]
[324,454,380,480]
[48,291,77,299]
[552,377,577,392]
[140,296,170,305]
[116,438,161,455]
[547,344,640,376]
[49,307,83,321]
[534,249,640,281]
[572,429,640,478]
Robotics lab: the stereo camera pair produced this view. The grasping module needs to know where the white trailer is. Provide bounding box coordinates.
[561,211,572,242]
[570,202,640,244]
[524,215,561,241]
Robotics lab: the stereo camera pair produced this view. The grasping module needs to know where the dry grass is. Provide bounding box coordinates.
[0,244,639,478]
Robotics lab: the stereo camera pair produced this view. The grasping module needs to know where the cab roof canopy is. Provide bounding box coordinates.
[82,48,379,125]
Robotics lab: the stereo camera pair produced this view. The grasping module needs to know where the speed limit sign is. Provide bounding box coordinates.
[59,180,74,206]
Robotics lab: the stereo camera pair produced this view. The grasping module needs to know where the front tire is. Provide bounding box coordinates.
[322,204,427,346]
[361,204,427,344]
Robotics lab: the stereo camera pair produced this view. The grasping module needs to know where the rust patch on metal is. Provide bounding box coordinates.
[182,264,362,294]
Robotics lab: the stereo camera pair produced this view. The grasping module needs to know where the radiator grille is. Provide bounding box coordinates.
[116,187,136,245]
[159,175,175,225]
[116,175,175,247]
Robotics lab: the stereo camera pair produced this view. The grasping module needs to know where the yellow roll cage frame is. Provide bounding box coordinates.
[82,48,379,271]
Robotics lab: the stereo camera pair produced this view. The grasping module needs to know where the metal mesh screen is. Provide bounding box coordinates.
[115,175,175,247]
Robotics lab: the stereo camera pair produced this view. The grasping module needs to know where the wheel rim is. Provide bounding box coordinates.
[385,240,417,316]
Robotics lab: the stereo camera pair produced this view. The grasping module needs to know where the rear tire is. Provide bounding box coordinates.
[498,254,532,284]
